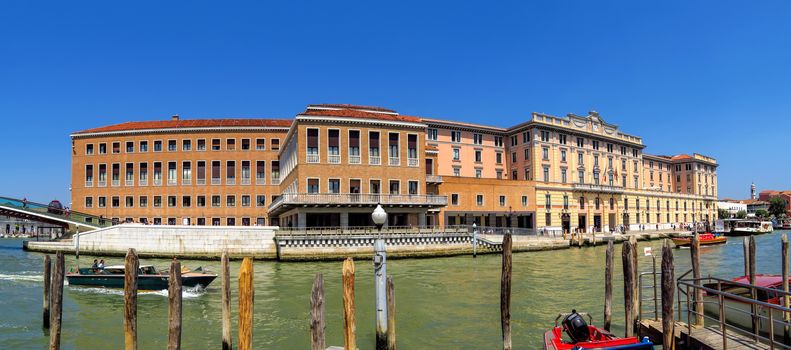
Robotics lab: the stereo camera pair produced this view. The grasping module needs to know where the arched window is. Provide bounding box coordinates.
[579,197,585,209]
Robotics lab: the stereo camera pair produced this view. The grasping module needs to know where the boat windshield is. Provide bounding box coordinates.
[139,266,157,275]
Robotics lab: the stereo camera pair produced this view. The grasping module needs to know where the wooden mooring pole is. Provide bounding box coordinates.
[342,257,356,350]
[221,252,232,350]
[168,259,182,350]
[310,273,325,350]
[48,252,64,350]
[749,235,758,339]
[386,276,397,350]
[661,239,675,350]
[501,234,513,350]
[743,236,750,276]
[604,240,613,332]
[691,232,704,326]
[124,248,139,350]
[781,234,789,344]
[630,235,639,331]
[43,254,51,329]
[238,257,254,350]
[622,240,635,338]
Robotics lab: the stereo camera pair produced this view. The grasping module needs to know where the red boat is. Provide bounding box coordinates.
[671,232,727,248]
[544,311,655,350]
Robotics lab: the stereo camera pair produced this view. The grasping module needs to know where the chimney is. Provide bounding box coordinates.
[171,115,180,121]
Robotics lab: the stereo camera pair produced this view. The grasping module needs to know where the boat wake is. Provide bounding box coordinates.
[0,273,44,282]
[69,285,209,299]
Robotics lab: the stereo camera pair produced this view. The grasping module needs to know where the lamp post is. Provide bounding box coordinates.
[371,204,388,349]
[472,222,478,258]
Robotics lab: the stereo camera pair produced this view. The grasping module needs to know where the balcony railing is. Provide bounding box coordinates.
[154,177,162,186]
[139,179,147,186]
[256,177,265,185]
[307,153,319,163]
[349,155,361,164]
[271,177,281,185]
[425,175,443,183]
[269,193,448,210]
[226,178,236,185]
[389,157,400,166]
[572,183,625,193]
[328,154,341,164]
[183,178,191,185]
[369,156,381,165]
[167,179,177,186]
[85,180,93,187]
[241,178,250,185]
[408,158,419,167]
[111,179,120,187]
[196,178,205,185]
[98,179,107,187]
[125,179,134,186]
[211,178,221,185]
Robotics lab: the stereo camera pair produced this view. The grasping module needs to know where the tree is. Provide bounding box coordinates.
[755,209,769,218]
[768,197,787,218]
[717,208,731,219]
[736,210,747,219]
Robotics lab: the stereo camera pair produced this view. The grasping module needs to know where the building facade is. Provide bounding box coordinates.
[71,104,719,231]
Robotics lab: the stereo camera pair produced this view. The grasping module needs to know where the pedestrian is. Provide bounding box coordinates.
[22,197,27,208]
[91,259,99,270]
[98,259,105,269]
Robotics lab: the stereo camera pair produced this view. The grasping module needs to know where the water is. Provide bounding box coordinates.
[0,231,788,349]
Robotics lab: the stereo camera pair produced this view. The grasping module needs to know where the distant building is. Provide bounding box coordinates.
[717,201,746,217]
[758,190,791,217]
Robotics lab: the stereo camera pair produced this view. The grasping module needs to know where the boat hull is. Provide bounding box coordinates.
[66,274,217,290]
[671,237,727,247]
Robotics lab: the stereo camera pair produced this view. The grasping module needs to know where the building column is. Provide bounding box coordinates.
[297,212,306,228]
[418,212,427,227]
[340,212,349,228]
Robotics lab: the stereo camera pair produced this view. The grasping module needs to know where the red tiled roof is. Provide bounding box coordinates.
[308,104,396,113]
[73,118,293,135]
[671,154,693,161]
[300,109,422,123]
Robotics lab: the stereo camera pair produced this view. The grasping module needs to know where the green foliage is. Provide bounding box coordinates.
[755,209,769,218]
[736,210,747,219]
[768,197,787,218]
[717,208,731,219]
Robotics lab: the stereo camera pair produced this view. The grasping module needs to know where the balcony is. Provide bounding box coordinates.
[183,178,192,185]
[139,179,148,186]
[408,158,419,167]
[572,183,625,194]
[125,179,134,186]
[226,178,236,185]
[268,193,448,214]
[85,180,93,187]
[307,153,319,163]
[211,178,221,185]
[167,179,177,186]
[98,179,107,187]
[271,177,281,185]
[349,155,361,164]
[256,177,266,185]
[389,157,400,166]
[369,156,381,165]
[425,175,443,183]
[196,178,205,185]
[328,154,341,164]
[112,179,120,187]
[154,177,162,186]
[241,178,250,185]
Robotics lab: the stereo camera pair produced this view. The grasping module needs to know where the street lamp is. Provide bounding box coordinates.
[372,204,387,233]
[371,204,388,348]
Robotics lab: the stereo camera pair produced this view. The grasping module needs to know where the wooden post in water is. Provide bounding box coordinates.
[342,258,356,350]
[749,235,758,338]
[310,273,325,350]
[629,235,639,330]
[781,234,789,344]
[691,232,703,326]
[501,234,513,350]
[621,240,635,338]
[48,252,64,350]
[238,257,254,350]
[386,276,396,350]
[43,254,51,329]
[661,239,675,349]
[604,240,614,332]
[124,248,139,350]
[743,236,750,276]
[221,252,232,350]
[168,259,182,350]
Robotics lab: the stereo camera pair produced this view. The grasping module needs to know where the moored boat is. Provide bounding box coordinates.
[702,275,790,338]
[544,310,654,350]
[671,233,727,248]
[715,219,773,236]
[66,264,217,290]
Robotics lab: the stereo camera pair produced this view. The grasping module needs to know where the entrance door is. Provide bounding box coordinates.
[578,215,586,232]
[561,214,571,234]
[608,214,616,232]
[593,215,602,232]
[622,214,630,232]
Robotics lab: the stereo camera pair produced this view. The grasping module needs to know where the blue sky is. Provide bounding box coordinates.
[1,1,789,204]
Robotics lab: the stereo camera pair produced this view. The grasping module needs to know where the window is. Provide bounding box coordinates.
[454,148,461,161]
[271,161,280,182]
[473,133,483,145]
[98,196,106,208]
[182,196,191,207]
[595,197,600,210]
[576,137,584,147]
[328,179,340,194]
[542,147,549,160]
[476,194,484,206]
[388,133,400,164]
[370,180,381,194]
[153,196,162,208]
[307,179,319,193]
[85,165,94,185]
[168,162,177,185]
[451,194,459,205]
[578,152,583,165]
[578,170,584,184]
[499,195,506,207]
[543,166,550,182]
[111,196,120,208]
[126,141,134,153]
[563,195,569,209]
[241,139,250,150]
[182,161,192,184]
[453,167,460,176]
[139,141,148,152]
[510,135,517,146]
[211,139,220,151]
[226,161,236,184]
[624,198,629,210]
[451,131,462,143]
[327,129,340,163]
[168,140,177,152]
[168,196,177,207]
[139,163,148,185]
[512,152,517,163]
[408,181,418,195]
[270,138,280,150]
[558,134,567,145]
[348,130,360,163]
[579,197,585,209]
[609,198,615,210]
[524,168,530,180]
[561,150,567,162]
[211,161,221,185]
[226,138,236,151]
[125,163,134,185]
[256,161,265,184]
[496,152,502,164]
[561,168,567,183]
[227,218,236,226]
[256,195,266,207]
[196,196,205,207]
[98,143,107,154]
[226,195,236,207]
[521,196,528,206]
[112,142,120,154]
[427,128,438,141]
[85,197,93,208]
[241,195,251,207]
[407,134,418,162]
[389,180,400,194]
[152,140,162,152]
[255,138,265,150]
[197,139,206,151]
[182,139,192,151]
[607,143,613,153]
[592,140,599,150]
[512,170,518,180]
[494,136,503,147]
[545,194,551,209]
[86,144,94,155]
[241,161,250,184]
[540,130,550,142]
[369,131,380,164]
[139,196,147,208]
[524,149,529,160]
[496,170,503,179]
[111,163,120,186]
[475,169,482,178]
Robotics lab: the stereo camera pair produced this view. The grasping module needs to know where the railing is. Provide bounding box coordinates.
[369,156,381,165]
[306,153,319,163]
[425,175,443,183]
[85,180,93,187]
[471,225,544,236]
[196,178,205,185]
[572,183,625,193]
[276,225,470,237]
[328,154,340,164]
[0,196,112,228]
[389,157,400,166]
[268,193,448,210]
[349,155,361,164]
[154,178,162,186]
[183,178,191,185]
[139,179,148,186]
[271,177,281,185]
[111,179,120,187]
[167,179,177,186]
[226,178,235,185]
[256,177,265,185]
[408,158,419,167]
[98,180,107,187]
[211,178,221,185]
[241,178,250,185]
[125,179,134,186]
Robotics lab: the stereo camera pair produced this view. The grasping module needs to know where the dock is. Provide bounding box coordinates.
[639,319,768,349]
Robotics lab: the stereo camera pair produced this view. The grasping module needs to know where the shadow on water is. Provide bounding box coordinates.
[0,230,788,349]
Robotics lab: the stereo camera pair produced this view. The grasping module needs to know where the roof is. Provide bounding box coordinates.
[730,274,785,288]
[421,117,508,132]
[73,118,293,135]
[671,154,693,161]
[300,109,422,123]
[308,104,397,113]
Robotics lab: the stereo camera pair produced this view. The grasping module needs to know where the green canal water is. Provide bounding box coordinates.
[1,231,788,349]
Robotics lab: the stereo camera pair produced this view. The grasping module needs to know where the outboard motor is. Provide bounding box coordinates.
[562,309,590,343]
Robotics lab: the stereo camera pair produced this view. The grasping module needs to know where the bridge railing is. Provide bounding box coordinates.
[0,196,111,228]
